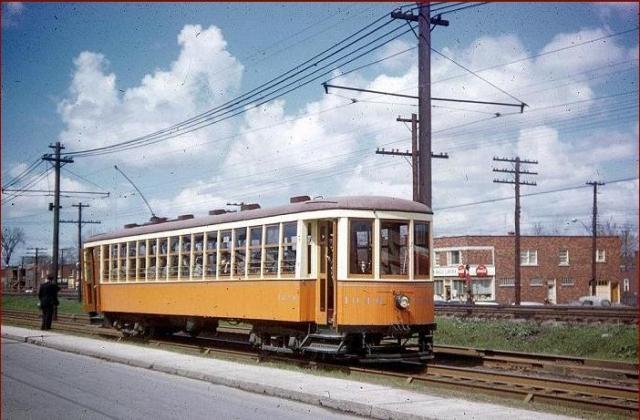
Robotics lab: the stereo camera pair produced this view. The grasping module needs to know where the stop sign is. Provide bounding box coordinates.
[476,264,488,277]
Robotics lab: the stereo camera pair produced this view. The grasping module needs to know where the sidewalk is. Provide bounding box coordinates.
[2,325,574,420]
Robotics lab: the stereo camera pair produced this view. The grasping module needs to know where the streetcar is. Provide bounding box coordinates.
[81,195,435,363]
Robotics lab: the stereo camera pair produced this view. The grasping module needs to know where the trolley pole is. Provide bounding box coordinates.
[586,181,605,296]
[493,157,538,305]
[42,142,74,285]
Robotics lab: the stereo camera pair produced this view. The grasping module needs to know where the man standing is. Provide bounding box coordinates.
[38,274,59,330]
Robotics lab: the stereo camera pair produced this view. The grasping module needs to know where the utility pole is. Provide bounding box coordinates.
[586,181,605,296]
[42,142,74,285]
[61,202,101,302]
[493,157,538,305]
[391,5,448,207]
[60,247,74,285]
[376,113,448,202]
[26,247,47,290]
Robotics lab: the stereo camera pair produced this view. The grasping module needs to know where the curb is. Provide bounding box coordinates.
[2,330,431,420]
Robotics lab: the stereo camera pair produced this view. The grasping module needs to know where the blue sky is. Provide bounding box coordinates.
[2,2,638,264]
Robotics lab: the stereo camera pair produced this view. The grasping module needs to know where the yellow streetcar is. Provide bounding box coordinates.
[82,195,435,363]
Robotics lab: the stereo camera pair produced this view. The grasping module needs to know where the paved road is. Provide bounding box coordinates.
[2,338,357,420]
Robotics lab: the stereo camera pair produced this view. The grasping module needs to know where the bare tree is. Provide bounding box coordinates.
[598,218,638,267]
[1,227,25,267]
[531,222,546,235]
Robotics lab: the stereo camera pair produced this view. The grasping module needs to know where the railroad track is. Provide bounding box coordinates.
[436,303,638,324]
[3,310,637,417]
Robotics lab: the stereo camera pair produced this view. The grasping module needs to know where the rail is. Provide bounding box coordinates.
[435,303,638,324]
[2,309,637,417]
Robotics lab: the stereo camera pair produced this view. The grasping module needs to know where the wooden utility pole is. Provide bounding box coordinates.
[376,114,448,202]
[26,247,47,290]
[390,5,448,207]
[60,202,101,302]
[586,181,605,296]
[493,157,538,305]
[42,142,74,285]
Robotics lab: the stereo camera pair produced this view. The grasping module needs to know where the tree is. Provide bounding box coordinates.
[598,219,638,267]
[1,227,25,267]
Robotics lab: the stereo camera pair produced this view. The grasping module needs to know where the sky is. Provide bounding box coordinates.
[2,2,638,265]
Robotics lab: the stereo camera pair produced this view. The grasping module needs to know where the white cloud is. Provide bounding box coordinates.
[46,22,639,237]
[57,24,244,166]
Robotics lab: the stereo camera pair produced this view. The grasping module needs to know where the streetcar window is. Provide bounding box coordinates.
[281,222,297,275]
[414,222,430,278]
[168,236,179,278]
[147,240,157,280]
[158,256,167,280]
[180,235,191,278]
[380,221,409,277]
[234,228,247,278]
[219,230,231,277]
[350,220,372,275]
[248,226,262,276]
[137,240,146,281]
[205,231,218,277]
[159,238,168,255]
[157,238,168,280]
[193,234,204,277]
[118,243,126,282]
[264,224,279,276]
[102,245,110,282]
[170,237,180,254]
[127,241,136,281]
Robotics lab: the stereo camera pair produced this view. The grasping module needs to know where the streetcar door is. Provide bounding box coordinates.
[82,247,99,314]
[316,220,336,325]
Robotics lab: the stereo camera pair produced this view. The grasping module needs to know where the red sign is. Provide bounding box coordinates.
[457,264,466,278]
[476,264,488,277]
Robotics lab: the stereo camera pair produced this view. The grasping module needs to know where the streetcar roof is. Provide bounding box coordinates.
[87,196,431,242]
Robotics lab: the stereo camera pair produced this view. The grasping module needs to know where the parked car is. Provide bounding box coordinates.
[578,296,611,307]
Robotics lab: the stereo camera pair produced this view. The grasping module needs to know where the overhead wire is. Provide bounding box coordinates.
[61,14,401,157]
[431,27,639,88]
[435,177,639,211]
[60,4,493,159]
[430,47,528,105]
[2,158,43,190]
[2,164,55,205]
[67,24,415,158]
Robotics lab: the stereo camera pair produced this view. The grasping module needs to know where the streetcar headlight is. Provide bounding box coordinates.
[395,294,410,310]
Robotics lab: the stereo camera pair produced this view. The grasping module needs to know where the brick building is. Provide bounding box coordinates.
[433,235,622,305]
[619,251,638,306]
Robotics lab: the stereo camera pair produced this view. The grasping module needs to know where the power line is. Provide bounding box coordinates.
[436,177,638,211]
[2,159,43,190]
[430,47,528,106]
[431,27,639,88]
[67,24,413,158]
[62,167,109,192]
[61,14,402,158]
